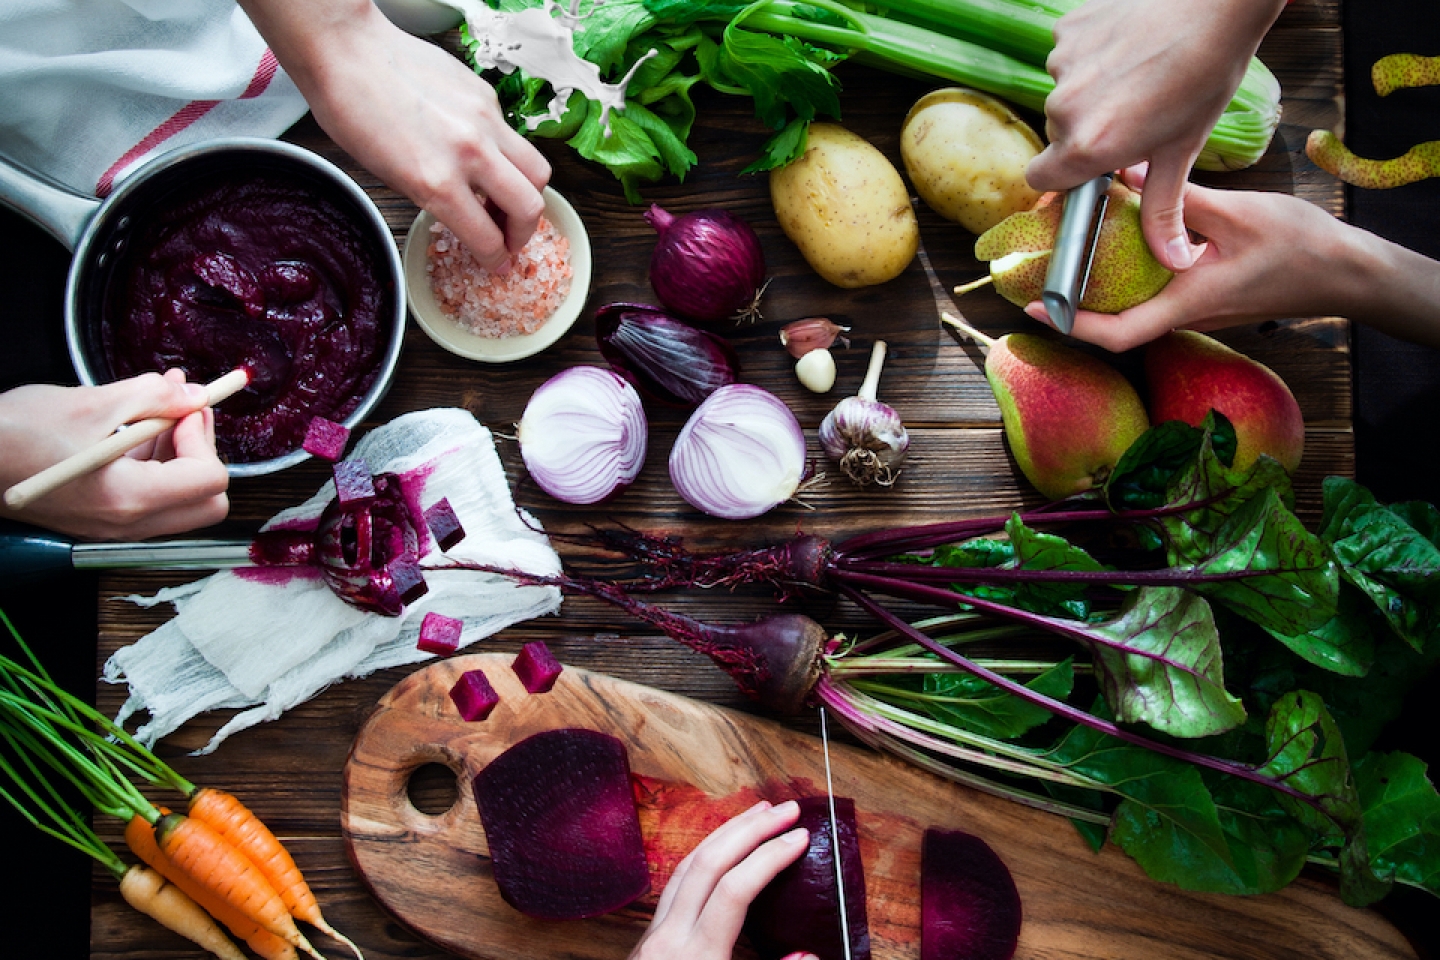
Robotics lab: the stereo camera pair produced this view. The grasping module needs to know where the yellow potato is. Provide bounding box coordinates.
[769,123,919,288]
[900,88,1044,235]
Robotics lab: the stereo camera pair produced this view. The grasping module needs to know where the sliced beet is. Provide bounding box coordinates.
[511,641,562,693]
[417,612,464,655]
[744,795,870,960]
[333,458,376,505]
[424,497,466,551]
[921,829,1022,960]
[449,669,499,721]
[302,415,352,461]
[473,728,649,920]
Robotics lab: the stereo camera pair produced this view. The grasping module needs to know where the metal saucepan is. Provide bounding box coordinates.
[0,138,406,477]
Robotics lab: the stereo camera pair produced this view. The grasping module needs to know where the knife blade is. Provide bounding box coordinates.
[1041,172,1114,335]
[819,705,853,960]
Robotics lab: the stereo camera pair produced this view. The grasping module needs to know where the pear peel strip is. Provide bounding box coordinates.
[940,311,996,354]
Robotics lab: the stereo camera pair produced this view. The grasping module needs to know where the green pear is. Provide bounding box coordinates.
[1145,330,1305,473]
[960,181,1172,314]
[943,313,1149,500]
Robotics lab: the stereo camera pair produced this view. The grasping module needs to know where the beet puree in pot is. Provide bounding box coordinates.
[101,174,390,463]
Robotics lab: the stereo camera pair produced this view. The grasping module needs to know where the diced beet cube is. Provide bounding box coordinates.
[449,669,499,721]
[303,416,351,461]
[417,612,464,655]
[389,557,428,606]
[472,729,649,919]
[511,641,563,693]
[921,828,1022,960]
[333,459,375,505]
[423,497,467,551]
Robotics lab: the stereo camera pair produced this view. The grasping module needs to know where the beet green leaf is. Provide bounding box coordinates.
[1354,751,1440,896]
[1320,477,1440,652]
[1177,486,1338,636]
[1075,587,1245,738]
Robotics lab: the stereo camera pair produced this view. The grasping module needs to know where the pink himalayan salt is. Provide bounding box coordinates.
[426,215,573,338]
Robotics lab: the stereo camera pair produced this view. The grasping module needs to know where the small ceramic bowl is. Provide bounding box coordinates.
[402,187,592,363]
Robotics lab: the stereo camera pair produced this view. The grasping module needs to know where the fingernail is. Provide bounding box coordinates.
[781,827,809,845]
[494,256,513,276]
[1166,236,1195,270]
[774,799,799,816]
[184,383,208,404]
[744,799,773,816]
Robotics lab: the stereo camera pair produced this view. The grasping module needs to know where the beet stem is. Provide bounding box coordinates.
[837,557,1302,586]
[836,584,1318,808]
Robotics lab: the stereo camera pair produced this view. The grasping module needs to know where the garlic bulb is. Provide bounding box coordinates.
[818,340,909,486]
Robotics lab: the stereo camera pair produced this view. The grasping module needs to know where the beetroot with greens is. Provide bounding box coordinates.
[511,641,563,693]
[921,829,1021,960]
[450,669,499,721]
[744,795,869,960]
[473,728,649,920]
[417,612,464,655]
[595,302,739,407]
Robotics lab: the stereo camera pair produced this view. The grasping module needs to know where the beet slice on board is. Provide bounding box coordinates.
[472,728,649,920]
[744,795,870,960]
[921,828,1022,960]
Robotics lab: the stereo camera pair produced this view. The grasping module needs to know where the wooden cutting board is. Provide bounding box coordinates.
[340,654,1414,960]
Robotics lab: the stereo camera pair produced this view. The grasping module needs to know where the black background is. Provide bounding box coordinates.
[3,3,1438,956]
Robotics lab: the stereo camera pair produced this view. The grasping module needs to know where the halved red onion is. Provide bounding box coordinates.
[669,384,806,520]
[595,302,739,407]
[518,367,648,505]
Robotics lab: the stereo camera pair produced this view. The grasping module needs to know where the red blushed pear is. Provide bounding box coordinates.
[944,314,1149,500]
[1144,331,1305,474]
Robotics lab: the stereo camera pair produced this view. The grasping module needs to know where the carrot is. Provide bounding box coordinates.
[127,813,299,960]
[119,862,249,960]
[189,787,362,958]
[153,811,325,960]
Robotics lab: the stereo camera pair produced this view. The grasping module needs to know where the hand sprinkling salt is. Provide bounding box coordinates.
[446,0,658,135]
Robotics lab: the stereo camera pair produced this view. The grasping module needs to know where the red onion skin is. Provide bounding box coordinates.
[645,204,767,324]
[595,301,739,407]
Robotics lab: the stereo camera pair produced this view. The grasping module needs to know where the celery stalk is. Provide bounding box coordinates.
[728,0,1281,171]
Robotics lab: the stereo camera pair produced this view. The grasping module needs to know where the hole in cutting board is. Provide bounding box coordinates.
[406,762,461,816]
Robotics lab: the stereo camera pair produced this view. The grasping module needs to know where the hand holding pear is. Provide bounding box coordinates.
[957,180,1173,315]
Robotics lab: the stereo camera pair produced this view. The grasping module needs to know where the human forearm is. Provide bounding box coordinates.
[235,0,550,271]
[1334,227,1440,349]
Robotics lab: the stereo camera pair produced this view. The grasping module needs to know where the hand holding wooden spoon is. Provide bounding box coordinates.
[0,369,239,540]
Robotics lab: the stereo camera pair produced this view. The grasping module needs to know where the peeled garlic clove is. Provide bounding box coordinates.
[795,347,837,393]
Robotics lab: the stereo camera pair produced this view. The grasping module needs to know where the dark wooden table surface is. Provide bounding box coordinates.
[3,0,1439,957]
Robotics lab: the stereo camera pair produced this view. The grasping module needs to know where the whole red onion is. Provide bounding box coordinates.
[645,204,767,324]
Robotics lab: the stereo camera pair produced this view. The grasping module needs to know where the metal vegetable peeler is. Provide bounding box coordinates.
[1041,172,1114,335]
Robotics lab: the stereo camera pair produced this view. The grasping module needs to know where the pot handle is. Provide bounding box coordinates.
[0,156,98,252]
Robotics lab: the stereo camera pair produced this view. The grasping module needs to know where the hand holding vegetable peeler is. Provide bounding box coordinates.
[1041,172,1114,335]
